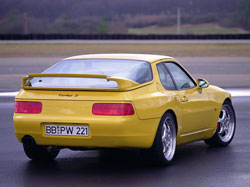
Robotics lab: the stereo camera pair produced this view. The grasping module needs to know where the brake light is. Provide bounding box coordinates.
[14,101,42,114]
[92,103,134,116]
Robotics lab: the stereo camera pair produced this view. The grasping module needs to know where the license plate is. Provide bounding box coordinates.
[45,125,89,136]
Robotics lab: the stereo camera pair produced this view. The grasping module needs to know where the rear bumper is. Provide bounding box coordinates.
[14,114,160,148]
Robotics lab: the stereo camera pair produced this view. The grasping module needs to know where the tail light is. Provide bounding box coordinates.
[14,101,42,114]
[92,103,134,116]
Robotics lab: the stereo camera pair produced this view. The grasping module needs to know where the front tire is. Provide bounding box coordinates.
[23,144,60,161]
[149,112,177,165]
[204,100,236,147]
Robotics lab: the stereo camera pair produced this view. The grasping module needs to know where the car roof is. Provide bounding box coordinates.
[63,54,176,63]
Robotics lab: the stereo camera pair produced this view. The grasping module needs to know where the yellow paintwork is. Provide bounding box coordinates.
[13,54,232,148]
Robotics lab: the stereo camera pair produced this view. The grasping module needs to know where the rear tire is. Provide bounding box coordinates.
[148,112,177,165]
[23,144,60,161]
[204,100,236,147]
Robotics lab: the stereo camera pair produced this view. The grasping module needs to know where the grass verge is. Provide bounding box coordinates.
[128,23,249,35]
[0,42,250,57]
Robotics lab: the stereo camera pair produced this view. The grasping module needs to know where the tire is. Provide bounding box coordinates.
[149,112,177,165]
[204,100,236,147]
[23,144,60,161]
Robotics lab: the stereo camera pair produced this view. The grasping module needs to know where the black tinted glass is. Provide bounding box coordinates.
[164,63,195,90]
[157,63,176,90]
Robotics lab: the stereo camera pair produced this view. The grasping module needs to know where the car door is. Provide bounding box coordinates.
[160,62,213,135]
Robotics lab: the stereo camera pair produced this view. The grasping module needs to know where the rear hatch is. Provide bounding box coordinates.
[15,57,154,119]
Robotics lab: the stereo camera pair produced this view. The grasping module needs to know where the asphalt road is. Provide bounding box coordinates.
[0,96,249,187]
[0,57,250,91]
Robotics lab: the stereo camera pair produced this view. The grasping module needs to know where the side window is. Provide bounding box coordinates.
[156,63,176,90]
[164,63,195,90]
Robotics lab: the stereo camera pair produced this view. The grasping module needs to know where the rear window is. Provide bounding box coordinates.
[30,59,153,89]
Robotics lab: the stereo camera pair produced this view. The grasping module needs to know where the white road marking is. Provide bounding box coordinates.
[226,89,250,97]
[0,89,250,97]
[0,92,19,97]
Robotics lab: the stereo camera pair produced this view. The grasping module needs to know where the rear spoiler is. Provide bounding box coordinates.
[22,73,140,91]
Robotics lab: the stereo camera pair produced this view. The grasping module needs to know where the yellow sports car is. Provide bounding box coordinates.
[13,54,236,165]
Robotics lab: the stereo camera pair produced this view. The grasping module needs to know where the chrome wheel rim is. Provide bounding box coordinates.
[217,105,235,143]
[161,117,176,161]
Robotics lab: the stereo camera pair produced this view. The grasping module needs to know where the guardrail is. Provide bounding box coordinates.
[0,34,250,40]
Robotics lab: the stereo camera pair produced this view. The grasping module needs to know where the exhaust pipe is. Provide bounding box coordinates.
[22,135,36,146]
[22,135,60,152]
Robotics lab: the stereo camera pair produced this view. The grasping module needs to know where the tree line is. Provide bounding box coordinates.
[0,0,249,34]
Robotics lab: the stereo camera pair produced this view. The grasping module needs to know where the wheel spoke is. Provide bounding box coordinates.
[218,110,226,123]
[218,125,224,134]
[167,125,171,133]
[163,141,166,153]
[162,124,167,139]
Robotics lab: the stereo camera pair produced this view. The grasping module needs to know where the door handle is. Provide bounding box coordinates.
[181,96,188,102]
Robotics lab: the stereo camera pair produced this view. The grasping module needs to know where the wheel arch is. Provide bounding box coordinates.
[224,97,232,104]
[162,109,178,135]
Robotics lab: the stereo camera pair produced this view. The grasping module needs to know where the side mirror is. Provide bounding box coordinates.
[197,78,209,88]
